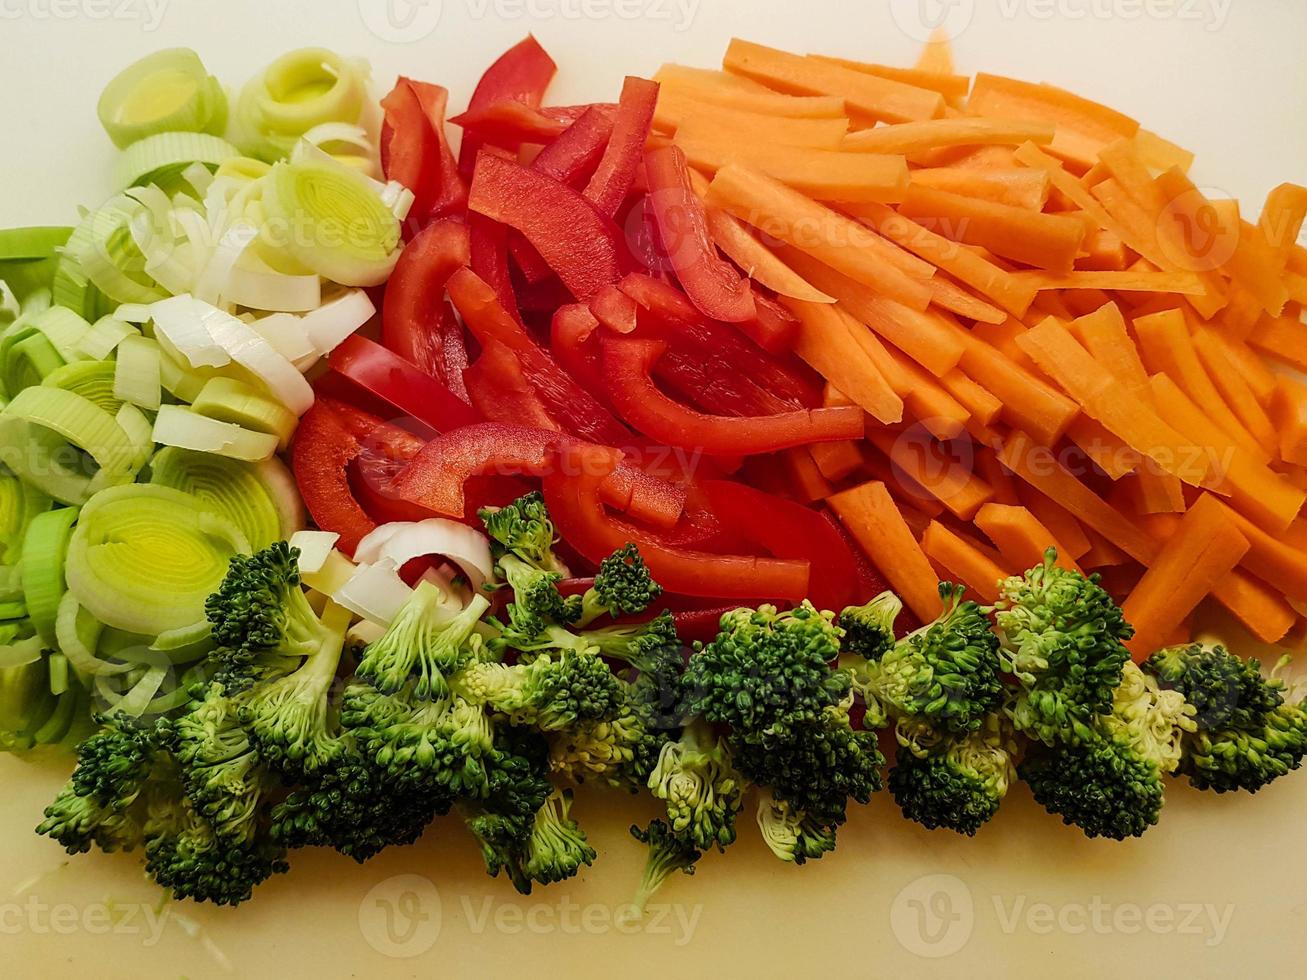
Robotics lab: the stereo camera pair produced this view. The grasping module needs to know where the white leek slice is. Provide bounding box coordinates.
[301,289,375,355]
[354,519,494,593]
[148,293,229,368]
[113,334,162,410]
[332,560,412,626]
[223,263,321,313]
[77,316,138,359]
[301,548,356,596]
[30,307,91,362]
[192,222,258,306]
[113,132,241,191]
[288,530,339,574]
[151,405,278,462]
[251,312,315,363]
[112,304,153,324]
[97,48,227,150]
[194,300,314,414]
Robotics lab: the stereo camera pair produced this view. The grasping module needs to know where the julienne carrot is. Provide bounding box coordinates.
[784,300,904,424]
[1016,485,1093,561]
[653,63,849,117]
[808,54,970,101]
[842,117,1054,155]
[657,95,850,148]
[1270,376,1307,466]
[1122,493,1250,659]
[827,480,944,621]
[865,428,994,521]
[974,503,1081,573]
[808,439,866,482]
[909,167,1050,211]
[1191,329,1278,456]
[679,136,910,203]
[920,520,1012,602]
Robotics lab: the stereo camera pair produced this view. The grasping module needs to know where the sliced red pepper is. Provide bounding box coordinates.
[292,400,377,554]
[541,103,617,124]
[583,77,660,218]
[440,300,470,403]
[820,509,892,606]
[468,212,522,324]
[644,145,756,323]
[542,443,810,601]
[739,290,800,354]
[550,304,605,395]
[506,233,555,285]
[463,339,563,432]
[457,36,558,175]
[468,153,622,300]
[380,79,466,236]
[589,284,637,333]
[450,101,568,149]
[328,334,480,435]
[600,336,865,455]
[533,106,616,186]
[390,422,686,530]
[446,267,631,444]
[407,80,468,221]
[698,481,861,611]
[380,219,471,383]
[620,195,669,276]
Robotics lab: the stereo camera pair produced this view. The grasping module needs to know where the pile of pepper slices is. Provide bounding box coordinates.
[293,36,887,635]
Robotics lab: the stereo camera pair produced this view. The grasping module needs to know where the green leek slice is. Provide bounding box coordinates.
[70,196,167,306]
[29,306,91,362]
[112,334,162,410]
[0,468,52,566]
[113,132,241,192]
[151,405,278,462]
[97,48,228,150]
[76,316,138,361]
[55,590,129,678]
[191,376,296,449]
[149,445,282,549]
[0,228,73,262]
[19,506,79,645]
[42,360,119,413]
[231,48,367,162]
[64,483,248,635]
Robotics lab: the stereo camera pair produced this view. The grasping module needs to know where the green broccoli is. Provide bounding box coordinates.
[547,706,664,791]
[522,788,596,885]
[629,819,701,913]
[889,715,1017,836]
[839,591,903,662]
[204,542,326,692]
[1143,643,1307,794]
[1020,662,1195,839]
[995,549,1133,746]
[573,543,664,626]
[647,717,742,851]
[453,652,626,731]
[479,491,571,576]
[355,583,490,700]
[755,789,837,865]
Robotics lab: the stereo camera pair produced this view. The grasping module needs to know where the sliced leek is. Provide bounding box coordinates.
[149,445,283,549]
[76,316,138,360]
[112,334,162,410]
[113,132,241,191]
[97,48,228,150]
[191,376,296,448]
[43,360,120,413]
[19,506,79,645]
[29,307,91,362]
[231,48,368,162]
[64,483,248,635]
[0,227,73,262]
[151,404,278,462]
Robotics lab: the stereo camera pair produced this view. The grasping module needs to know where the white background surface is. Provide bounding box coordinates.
[2,1,1307,977]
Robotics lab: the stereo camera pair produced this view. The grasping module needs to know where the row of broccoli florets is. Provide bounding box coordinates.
[35,493,1307,908]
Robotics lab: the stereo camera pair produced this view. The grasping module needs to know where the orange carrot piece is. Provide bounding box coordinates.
[653,65,847,117]
[910,167,1050,210]
[843,117,1053,155]
[782,447,834,502]
[1257,183,1307,271]
[1065,416,1140,481]
[1081,529,1132,570]
[1074,303,1150,400]
[975,503,1082,572]
[705,165,932,310]
[921,521,1012,603]
[914,28,955,75]
[828,480,944,621]
[1135,129,1194,174]
[1147,374,1307,534]
[1270,376,1307,467]
[997,431,1158,564]
[1194,326,1277,405]
[861,450,944,521]
[1223,219,1291,317]
[865,429,994,522]
[679,136,909,204]
[968,73,1139,171]
[1017,485,1093,561]
[940,369,1003,426]
[898,184,1087,273]
[1122,494,1250,659]
[1213,569,1297,644]
[809,440,865,482]
[724,40,944,123]
[785,300,904,424]
[1248,312,1307,372]
[1013,270,1207,295]
[659,96,849,148]
[874,344,971,440]
[1210,501,1307,602]
[845,202,1038,317]
[823,383,855,408]
[977,447,1020,505]
[1133,309,1268,463]
[808,55,969,100]
[1191,330,1278,457]
[1078,229,1129,271]
[1128,470,1188,515]
[928,278,1008,324]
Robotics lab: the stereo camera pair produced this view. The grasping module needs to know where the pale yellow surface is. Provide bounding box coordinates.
[3,2,1307,977]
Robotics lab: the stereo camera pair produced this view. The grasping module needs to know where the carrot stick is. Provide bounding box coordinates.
[1248,312,1307,372]
[1270,376,1307,467]
[1147,374,1307,534]
[1191,329,1278,457]
[977,446,1021,505]
[843,118,1054,155]
[1081,529,1132,570]
[1017,485,1093,561]
[1211,569,1297,644]
[1073,303,1150,400]
[1223,219,1291,316]
[897,184,1087,272]
[654,64,847,117]
[921,521,1012,603]
[1065,416,1139,481]
[975,503,1082,572]
[1135,129,1194,174]
[910,167,1050,210]
[1078,229,1128,271]
[1013,271,1207,294]
[875,343,972,440]
[997,431,1158,564]
[1127,470,1187,515]
[809,440,865,482]
[808,55,969,100]
[659,95,849,148]
[679,136,909,204]
[1196,327,1277,405]
[828,480,944,621]
[940,369,1003,426]
[928,278,1008,324]
[1122,494,1250,659]
[782,447,833,502]
[1207,500,1307,602]
[865,429,994,521]
[914,28,955,75]
[705,164,932,310]
[724,39,945,123]
[862,451,944,521]
[784,300,904,424]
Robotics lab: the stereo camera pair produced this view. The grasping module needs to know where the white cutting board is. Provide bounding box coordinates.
[2,2,1306,977]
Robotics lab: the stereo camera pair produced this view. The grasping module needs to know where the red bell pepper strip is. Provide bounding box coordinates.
[292,399,379,554]
[468,153,623,300]
[506,233,554,285]
[583,77,660,218]
[467,213,522,324]
[645,145,756,323]
[541,103,617,124]
[698,481,861,611]
[380,219,471,382]
[600,336,865,455]
[463,339,563,432]
[328,334,480,435]
[457,36,557,175]
[820,509,892,607]
[589,284,637,333]
[533,106,616,186]
[542,442,810,600]
[739,290,800,354]
[446,267,631,444]
[550,304,605,395]
[450,101,568,148]
[380,79,466,235]
[407,80,467,221]
[390,422,687,530]
[440,300,470,403]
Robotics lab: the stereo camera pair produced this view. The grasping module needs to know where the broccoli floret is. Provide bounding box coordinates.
[479,492,571,575]
[523,788,596,886]
[629,819,701,913]
[454,653,626,731]
[647,718,742,851]
[1020,662,1195,839]
[839,591,903,662]
[355,584,490,700]
[205,542,325,692]
[36,715,161,854]
[889,715,1017,836]
[860,583,1003,739]
[755,789,837,865]
[574,544,664,626]
[547,706,664,791]
[995,549,1133,746]
[1143,644,1307,794]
